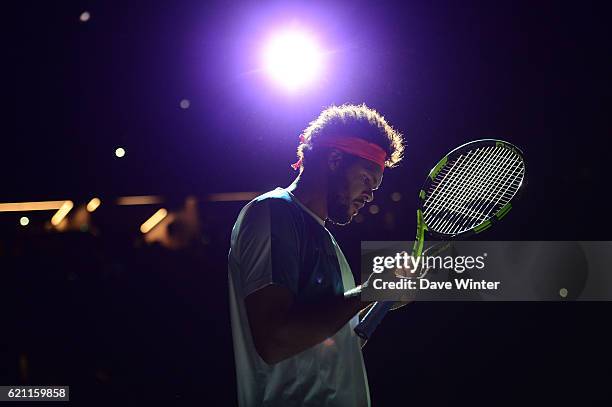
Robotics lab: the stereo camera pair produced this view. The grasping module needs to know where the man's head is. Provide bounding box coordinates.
[295,104,404,225]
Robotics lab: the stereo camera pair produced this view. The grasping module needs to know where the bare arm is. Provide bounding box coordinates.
[245,284,372,365]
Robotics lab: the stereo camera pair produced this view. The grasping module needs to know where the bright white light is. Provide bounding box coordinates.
[80,11,91,22]
[263,30,324,91]
[115,147,126,158]
[20,216,29,226]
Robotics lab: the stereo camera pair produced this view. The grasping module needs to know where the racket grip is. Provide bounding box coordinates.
[354,301,394,341]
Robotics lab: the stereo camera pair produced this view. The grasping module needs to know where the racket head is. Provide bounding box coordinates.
[357,139,527,341]
[417,139,526,240]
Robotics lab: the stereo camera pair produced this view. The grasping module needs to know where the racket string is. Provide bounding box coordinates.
[426,146,497,232]
[480,155,525,221]
[444,147,523,232]
[428,150,524,234]
[423,149,485,229]
[461,148,524,223]
[428,146,499,232]
[427,148,523,234]
[424,153,469,209]
[423,146,525,235]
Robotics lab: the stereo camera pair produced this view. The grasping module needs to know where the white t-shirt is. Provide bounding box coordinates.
[228,188,370,406]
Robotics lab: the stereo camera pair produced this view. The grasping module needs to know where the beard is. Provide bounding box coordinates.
[328,200,352,226]
[326,170,353,226]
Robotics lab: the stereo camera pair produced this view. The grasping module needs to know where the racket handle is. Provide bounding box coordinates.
[354,301,394,341]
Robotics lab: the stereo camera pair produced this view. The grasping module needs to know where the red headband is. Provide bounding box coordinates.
[291,136,387,171]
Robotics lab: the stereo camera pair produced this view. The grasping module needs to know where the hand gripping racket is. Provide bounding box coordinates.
[354,139,527,341]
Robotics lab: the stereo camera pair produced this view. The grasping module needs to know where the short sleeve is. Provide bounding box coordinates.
[236,199,302,297]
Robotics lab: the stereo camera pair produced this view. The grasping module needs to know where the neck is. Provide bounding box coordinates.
[287,170,328,221]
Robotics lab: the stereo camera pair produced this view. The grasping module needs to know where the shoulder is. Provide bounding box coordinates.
[239,188,303,228]
[246,188,300,216]
[252,188,295,206]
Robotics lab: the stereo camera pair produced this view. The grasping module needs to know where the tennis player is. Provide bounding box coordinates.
[228,104,404,406]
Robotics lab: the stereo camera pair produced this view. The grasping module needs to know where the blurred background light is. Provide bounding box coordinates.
[19,216,29,226]
[180,99,191,109]
[51,201,74,226]
[140,208,168,234]
[117,196,163,206]
[79,11,90,23]
[86,198,101,212]
[0,200,66,212]
[115,147,126,158]
[206,192,260,202]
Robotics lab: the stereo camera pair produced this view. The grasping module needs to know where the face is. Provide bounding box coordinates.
[327,155,384,226]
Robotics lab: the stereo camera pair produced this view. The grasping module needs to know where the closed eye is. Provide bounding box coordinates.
[362,175,372,188]
[363,174,377,190]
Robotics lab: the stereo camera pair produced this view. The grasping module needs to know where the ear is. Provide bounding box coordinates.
[327,149,343,172]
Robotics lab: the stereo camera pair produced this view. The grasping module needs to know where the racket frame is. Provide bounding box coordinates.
[355,139,527,342]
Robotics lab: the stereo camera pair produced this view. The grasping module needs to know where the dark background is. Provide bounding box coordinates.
[4,0,611,405]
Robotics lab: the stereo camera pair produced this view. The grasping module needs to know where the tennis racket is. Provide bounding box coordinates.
[354,139,527,341]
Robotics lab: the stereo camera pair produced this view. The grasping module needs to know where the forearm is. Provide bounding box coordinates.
[265,294,371,363]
